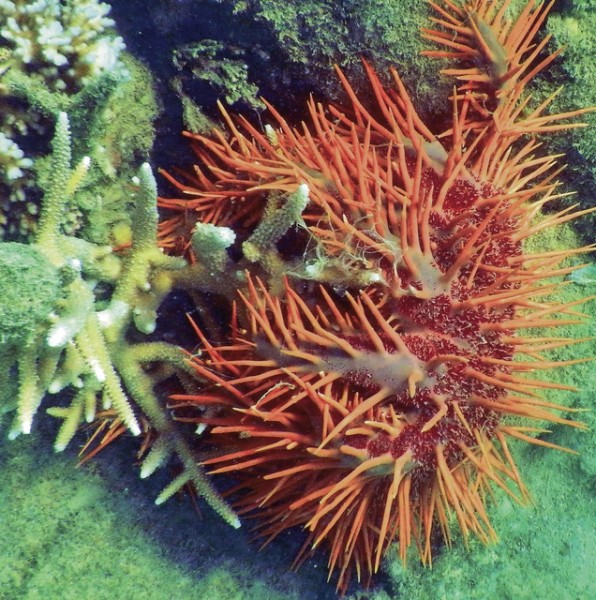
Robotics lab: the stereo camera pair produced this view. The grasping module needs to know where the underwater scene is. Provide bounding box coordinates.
[1,1,595,599]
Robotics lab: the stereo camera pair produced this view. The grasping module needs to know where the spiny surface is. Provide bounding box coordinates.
[160,0,594,594]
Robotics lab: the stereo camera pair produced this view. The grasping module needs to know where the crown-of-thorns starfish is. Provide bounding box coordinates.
[159,0,594,594]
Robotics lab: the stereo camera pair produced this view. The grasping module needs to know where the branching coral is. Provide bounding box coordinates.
[0,0,128,241]
[0,112,239,528]
[0,0,125,91]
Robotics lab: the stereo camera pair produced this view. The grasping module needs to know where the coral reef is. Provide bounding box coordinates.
[1,0,594,598]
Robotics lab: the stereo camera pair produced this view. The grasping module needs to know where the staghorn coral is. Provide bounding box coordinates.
[0,112,239,528]
[157,0,595,594]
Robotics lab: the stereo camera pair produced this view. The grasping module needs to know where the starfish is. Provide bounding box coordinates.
[156,0,594,593]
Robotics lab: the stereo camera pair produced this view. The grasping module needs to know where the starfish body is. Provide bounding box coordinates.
[159,0,594,593]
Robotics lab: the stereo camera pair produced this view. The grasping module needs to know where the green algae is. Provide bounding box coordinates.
[0,429,330,600]
[173,41,262,110]
[0,434,208,599]
[0,243,60,345]
[225,0,450,119]
[68,54,160,246]
[381,426,595,599]
[539,0,596,240]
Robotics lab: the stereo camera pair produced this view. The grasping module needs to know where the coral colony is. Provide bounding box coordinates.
[158,0,594,593]
[0,0,594,596]
[0,0,127,239]
[1,113,238,527]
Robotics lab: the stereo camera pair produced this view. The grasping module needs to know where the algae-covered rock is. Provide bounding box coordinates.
[0,242,61,344]
[541,1,596,241]
[215,0,450,119]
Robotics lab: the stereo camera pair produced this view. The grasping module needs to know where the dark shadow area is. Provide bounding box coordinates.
[106,0,323,174]
[68,427,347,600]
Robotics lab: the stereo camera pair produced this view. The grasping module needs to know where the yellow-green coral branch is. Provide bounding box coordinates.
[117,345,240,527]
[35,112,90,262]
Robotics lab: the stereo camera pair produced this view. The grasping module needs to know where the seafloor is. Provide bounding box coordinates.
[1,355,594,599]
